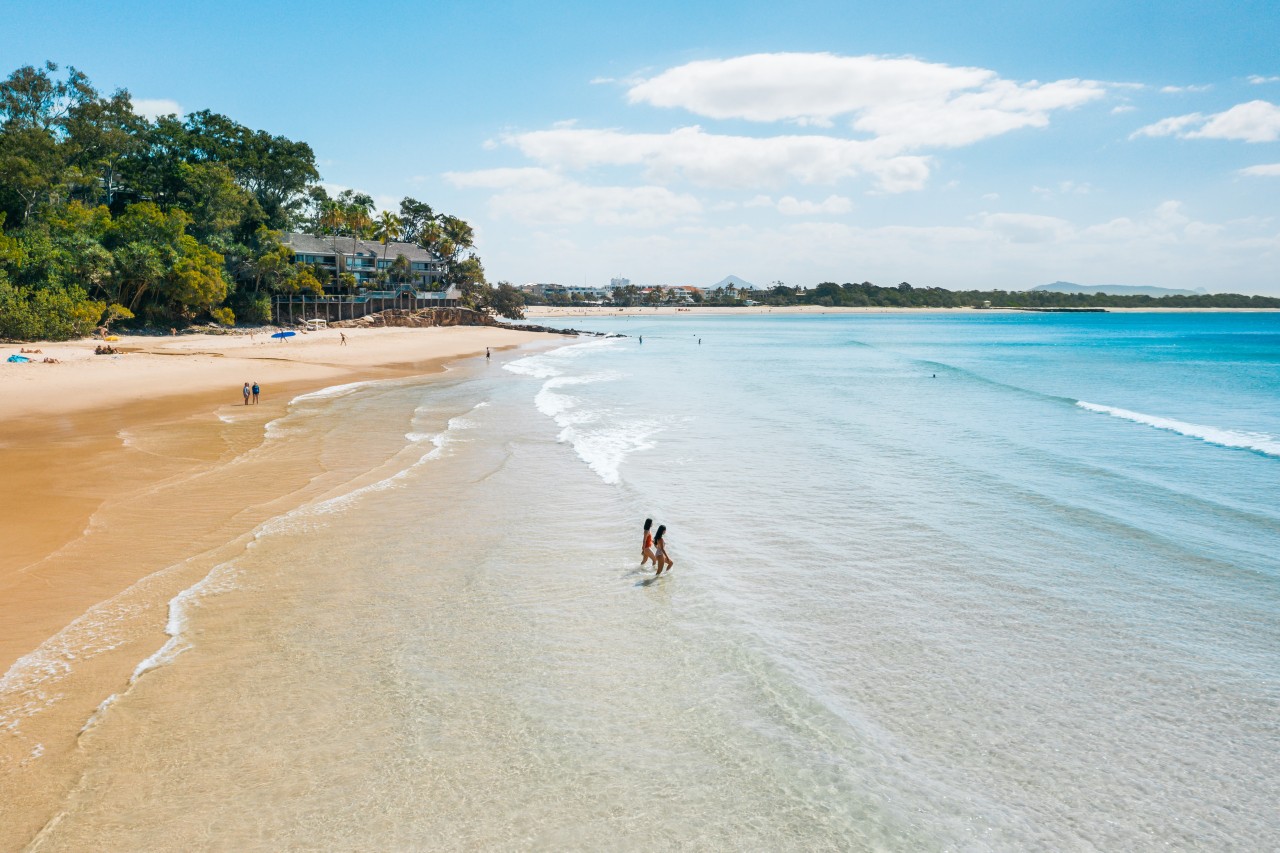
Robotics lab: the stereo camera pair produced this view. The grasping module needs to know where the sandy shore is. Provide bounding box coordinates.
[1,324,569,845]
[1,324,559,666]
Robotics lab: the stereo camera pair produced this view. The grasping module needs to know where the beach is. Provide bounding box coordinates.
[3,311,1277,850]
[0,324,558,847]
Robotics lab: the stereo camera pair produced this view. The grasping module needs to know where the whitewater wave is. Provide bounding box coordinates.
[1076,402,1280,457]
[516,350,656,484]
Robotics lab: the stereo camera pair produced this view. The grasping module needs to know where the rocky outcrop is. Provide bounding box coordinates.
[331,308,496,329]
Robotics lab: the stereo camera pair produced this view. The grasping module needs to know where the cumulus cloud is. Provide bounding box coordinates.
[131,98,182,119]
[445,167,701,227]
[501,125,932,192]
[625,53,1104,146]
[1133,100,1280,142]
[1239,163,1280,177]
[479,53,1111,205]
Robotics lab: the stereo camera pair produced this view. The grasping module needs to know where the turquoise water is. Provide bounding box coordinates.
[31,312,1280,849]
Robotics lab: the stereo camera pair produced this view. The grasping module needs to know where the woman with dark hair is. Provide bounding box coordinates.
[654,525,673,575]
[641,518,656,567]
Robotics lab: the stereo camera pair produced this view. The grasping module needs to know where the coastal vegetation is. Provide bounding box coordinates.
[529,281,1280,309]
[697,281,1280,309]
[0,62,495,340]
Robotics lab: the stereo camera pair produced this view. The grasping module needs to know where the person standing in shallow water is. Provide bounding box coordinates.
[252,381,260,404]
[640,518,656,567]
[654,525,673,575]
[242,382,251,406]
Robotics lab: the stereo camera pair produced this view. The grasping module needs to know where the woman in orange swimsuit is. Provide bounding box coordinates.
[641,518,656,567]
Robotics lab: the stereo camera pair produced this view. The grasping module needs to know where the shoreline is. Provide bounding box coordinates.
[1,325,565,847]
[2,325,559,671]
[524,304,1280,318]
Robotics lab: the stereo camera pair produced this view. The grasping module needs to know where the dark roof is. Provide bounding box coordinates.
[282,232,442,265]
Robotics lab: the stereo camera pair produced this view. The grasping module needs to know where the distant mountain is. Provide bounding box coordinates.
[711,274,756,290]
[1031,281,1207,297]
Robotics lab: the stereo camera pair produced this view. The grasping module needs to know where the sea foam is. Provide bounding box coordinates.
[1077,401,1280,457]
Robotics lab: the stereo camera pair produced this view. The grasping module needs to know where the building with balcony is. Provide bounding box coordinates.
[282,232,446,292]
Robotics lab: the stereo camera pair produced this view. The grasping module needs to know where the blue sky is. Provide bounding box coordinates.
[6,1,1280,292]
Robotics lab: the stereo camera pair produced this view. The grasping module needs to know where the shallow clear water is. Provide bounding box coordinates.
[31,313,1280,850]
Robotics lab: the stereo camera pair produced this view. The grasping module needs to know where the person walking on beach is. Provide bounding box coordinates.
[654,525,673,575]
[242,382,251,406]
[251,381,260,404]
[486,347,491,360]
[640,518,656,567]
[340,332,347,346]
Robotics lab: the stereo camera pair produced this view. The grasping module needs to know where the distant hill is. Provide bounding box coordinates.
[1031,281,1206,297]
[711,274,756,290]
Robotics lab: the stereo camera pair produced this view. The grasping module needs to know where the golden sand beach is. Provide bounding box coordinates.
[0,324,558,847]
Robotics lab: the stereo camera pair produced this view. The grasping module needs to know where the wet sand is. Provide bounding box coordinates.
[0,325,558,847]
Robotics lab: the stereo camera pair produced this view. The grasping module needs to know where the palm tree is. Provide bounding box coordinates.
[374,211,403,263]
[319,200,344,250]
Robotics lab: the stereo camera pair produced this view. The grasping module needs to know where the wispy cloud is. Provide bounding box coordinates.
[1247,75,1280,85]
[1132,100,1280,142]
[776,195,853,216]
[1239,163,1280,177]
[445,167,702,227]
[131,97,181,119]
[1159,84,1212,94]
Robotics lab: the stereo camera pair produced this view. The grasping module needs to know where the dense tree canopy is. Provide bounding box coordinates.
[0,61,490,339]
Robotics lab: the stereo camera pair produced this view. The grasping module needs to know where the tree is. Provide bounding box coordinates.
[398,197,434,243]
[373,210,402,262]
[488,281,526,320]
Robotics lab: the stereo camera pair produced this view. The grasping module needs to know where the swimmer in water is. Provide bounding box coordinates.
[654,524,673,575]
[641,518,656,567]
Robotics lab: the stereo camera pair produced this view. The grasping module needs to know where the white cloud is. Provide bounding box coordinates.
[1159,84,1212,94]
[1111,104,1136,114]
[1239,163,1280,177]
[981,212,1072,243]
[1247,75,1280,85]
[1034,180,1094,199]
[132,98,181,119]
[501,125,931,192]
[776,195,853,216]
[445,167,701,228]
[1133,100,1280,142]
[626,53,1106,149]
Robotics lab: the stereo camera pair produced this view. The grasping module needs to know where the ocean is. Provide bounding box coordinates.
[13,311,1280,850]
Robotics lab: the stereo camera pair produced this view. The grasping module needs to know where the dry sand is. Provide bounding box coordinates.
[0,325,555,697]
[1,324,567,845]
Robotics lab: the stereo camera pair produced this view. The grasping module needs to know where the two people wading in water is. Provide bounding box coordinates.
[640,518,673,576]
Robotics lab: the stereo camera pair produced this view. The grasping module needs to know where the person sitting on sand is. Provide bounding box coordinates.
[654,525,673,575]
[641,518,656,567]
[243,382,251,405]
[252,381,260,404]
